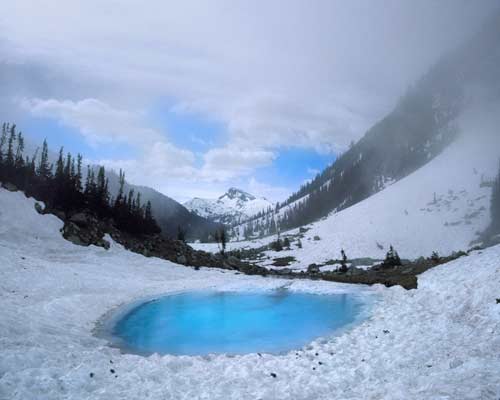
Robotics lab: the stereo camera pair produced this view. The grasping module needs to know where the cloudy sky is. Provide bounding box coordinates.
[1,0,498,202]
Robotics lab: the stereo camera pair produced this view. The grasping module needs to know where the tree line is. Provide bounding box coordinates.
[0,123,160,236]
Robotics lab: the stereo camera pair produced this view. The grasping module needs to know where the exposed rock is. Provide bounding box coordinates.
[34,203,44,214]
[61,218,109,250]
[1,182,18,192]
[96,238,111,250]
[69,211,94,227]
[307,264,320,274]
[271,256,296,267]
[176,255,187,265]
[345,267,364,276]
[53,210,66,221]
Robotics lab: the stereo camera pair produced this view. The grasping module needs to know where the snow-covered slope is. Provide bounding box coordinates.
[1,186,499,399]
[193,102,500,264]
[184,187,273,225]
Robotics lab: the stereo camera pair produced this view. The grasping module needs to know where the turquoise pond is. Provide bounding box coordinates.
[111,291,367,356]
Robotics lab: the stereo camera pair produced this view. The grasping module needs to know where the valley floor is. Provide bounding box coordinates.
[1,187,499,399]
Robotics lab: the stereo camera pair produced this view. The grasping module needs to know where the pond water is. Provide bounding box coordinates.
[111,290,367,356]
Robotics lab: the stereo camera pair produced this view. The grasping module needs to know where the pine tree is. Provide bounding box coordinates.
[70,158,76,184]
[177,226,186,242]
[115,169,125,208]
[127,189,134,213]
[55,148,65,182]
[6,124,16,168]
[96,166,109,210]
[135,192,142,217]
[384,245,402,267]
[145,200,153,221]
[29,148,39,176]
[340,249,348,273]
[215,228,227,256]
[84,165,92,196]
[75,154,83,192]
[37,140,51,179]
[14,131,24,168]
[0,123,7,166]
[64,153,72,181]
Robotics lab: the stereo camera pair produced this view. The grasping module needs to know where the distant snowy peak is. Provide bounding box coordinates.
[219,187,256,202]
[184,188,273,225]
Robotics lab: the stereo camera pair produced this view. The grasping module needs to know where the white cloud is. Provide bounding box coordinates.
[201,146,276,181]
[5,0,494,152]
[3,1,497,199]
[21,97,198,187]
[19,98,162,146]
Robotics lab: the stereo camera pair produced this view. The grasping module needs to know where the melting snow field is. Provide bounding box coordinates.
[1,187,500,399]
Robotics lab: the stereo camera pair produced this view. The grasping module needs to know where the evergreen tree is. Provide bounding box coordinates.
[0,123,7,167]
[145,200,153,221]
[84,165,92,195]
[340,249,348,273]
[37,140,51,179]
[6,124,16,168]
[115,169,125,208]
[95,166,109,213]
[70,158,76,185]
[14,131,25,169]
[75,154,83,192]
[177,226,186,242]
[215,228,227,256]
[55,148,65,182]
[127,189,134,213]
[64,153,71,182]
[384,245,402,267]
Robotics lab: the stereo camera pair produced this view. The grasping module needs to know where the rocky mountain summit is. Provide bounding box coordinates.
[184,187,273,226]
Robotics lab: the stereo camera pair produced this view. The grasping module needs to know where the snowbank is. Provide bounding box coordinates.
[1,187,499,399]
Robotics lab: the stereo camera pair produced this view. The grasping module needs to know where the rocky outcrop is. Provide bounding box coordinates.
[107,227,268,275]
[60,211,110,250]
[34,202,44,214]
[1,182,18,192]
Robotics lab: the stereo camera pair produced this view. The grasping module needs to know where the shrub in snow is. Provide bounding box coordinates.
[383,245,402,268]
[339,249,348,273]
[270,238,283,252]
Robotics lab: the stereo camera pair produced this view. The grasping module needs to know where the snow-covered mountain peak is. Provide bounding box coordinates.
[220,187,256,202]
[184,188,273,225]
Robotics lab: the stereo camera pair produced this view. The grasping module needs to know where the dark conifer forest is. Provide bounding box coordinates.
[0,123,161,236]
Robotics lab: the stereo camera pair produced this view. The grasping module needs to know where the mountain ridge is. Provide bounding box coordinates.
[184,187,273,227]
[230,10,500,240]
